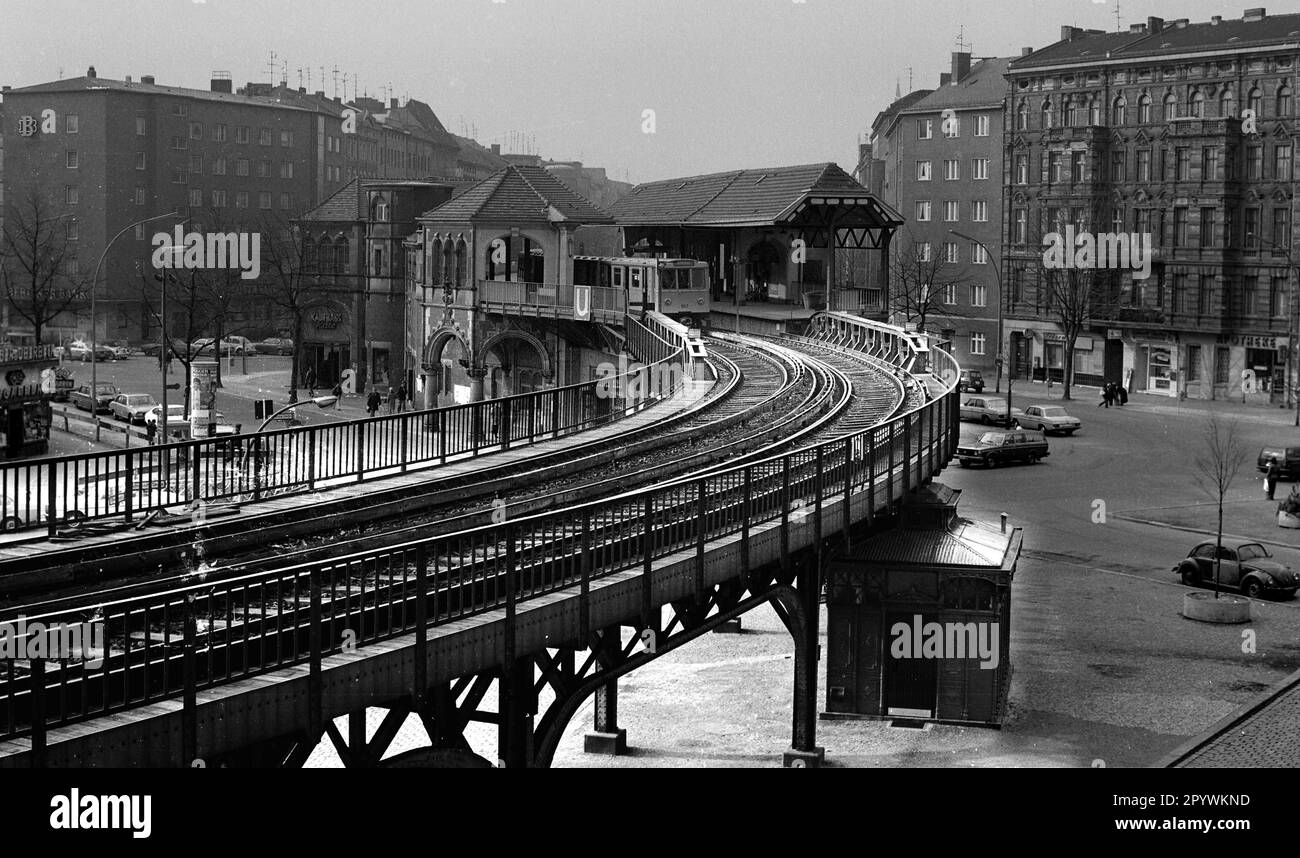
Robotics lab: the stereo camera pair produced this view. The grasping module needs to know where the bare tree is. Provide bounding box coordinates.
[888,230,970,334]
[1037,265,1121,400]
[0,189,90,343]
[139,266,227,418]
[1191,413,1249,598]
[257,214,323,404]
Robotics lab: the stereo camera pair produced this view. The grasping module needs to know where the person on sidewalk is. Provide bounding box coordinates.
[366,389,382,417]
[304,368,317,398]
[332,382,343,411]
[1116,384,1128,406]
[396,382,408,413]
[1266,457,1280,500]
[1098,384,1112,408]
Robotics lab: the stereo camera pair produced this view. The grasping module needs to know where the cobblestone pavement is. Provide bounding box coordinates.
[1167,670,1300,767]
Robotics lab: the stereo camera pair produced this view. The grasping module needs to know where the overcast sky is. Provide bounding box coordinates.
[0,0,1261,183]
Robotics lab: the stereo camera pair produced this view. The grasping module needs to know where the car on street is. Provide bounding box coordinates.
[145,403,226,429]
[67,341,116,362]
[192,336,254,356]
[105,342,133,360]
[70,382,121,413]
[108,393,159,424]
[1257,446,1300,480]
[958,370,984,393]
[1173,541,1299,599]
[959,396,1024,426]
[1015,405,1081,436]
[956,429,1050,468]
[253,337,295,356]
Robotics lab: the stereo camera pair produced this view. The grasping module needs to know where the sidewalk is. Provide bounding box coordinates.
[216,371,388,421]
[1003,378,1300,427]
[1114,498,1300,551]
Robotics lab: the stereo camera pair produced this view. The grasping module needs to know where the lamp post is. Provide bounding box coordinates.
[1247,231,1299,427]
[89,210,184,441]
[950,229,1005,394]
[237,395,337,475]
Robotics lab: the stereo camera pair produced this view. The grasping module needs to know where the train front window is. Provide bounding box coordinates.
[630,268,642,292]
[659,269,682,290]
[690,267,709,290]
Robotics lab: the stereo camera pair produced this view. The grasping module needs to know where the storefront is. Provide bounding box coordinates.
[302,301,354,389]
[0,344,59,457]
[1133,331,1179,397]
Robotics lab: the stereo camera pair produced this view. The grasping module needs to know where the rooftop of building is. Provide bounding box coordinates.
[299,177,470,223]
[419,164,615,225]
[1012,9,1300,70]
[903,57,1013,113]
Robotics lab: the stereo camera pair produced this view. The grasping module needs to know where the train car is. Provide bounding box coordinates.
[573,256,711,326]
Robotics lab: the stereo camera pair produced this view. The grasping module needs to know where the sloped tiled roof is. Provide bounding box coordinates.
[419,164,613,225]
[904,58,1013,112]
[858,518,1013,568]
[609,163,892,228]
[8,75,317,111]
[298,178,464,223]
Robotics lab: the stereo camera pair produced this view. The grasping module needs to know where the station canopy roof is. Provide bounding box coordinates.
[419,164,614,226]
[609,162,904,231]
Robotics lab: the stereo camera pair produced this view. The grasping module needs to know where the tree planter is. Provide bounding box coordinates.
[1278,510,1300,529]
[1182,591,1251,624]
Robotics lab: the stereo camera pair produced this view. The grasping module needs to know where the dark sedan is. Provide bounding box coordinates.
[1173,541,1299,599]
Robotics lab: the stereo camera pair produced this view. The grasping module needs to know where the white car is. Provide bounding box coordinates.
[109,393,158,424]
[1015,405,1082,436]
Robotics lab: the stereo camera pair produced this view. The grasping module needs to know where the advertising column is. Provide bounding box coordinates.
[190,360,219,438]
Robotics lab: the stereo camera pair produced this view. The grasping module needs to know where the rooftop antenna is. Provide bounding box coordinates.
[1114,0,1122,31]
[281,60,288,86]
[297,68,304,90]
[321,67,326,93]
[332,66,339,98]
[907,66,914,91]
[268,51,277,85]
[955,25,972,54]
[896,77,901,99]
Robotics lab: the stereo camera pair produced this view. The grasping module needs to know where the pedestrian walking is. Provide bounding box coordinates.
[1098,384,1112,408]
[332,382,343,410]
[396,382,408,413]
[1116,384,1128,406]
[386,385,397,414]
[1266,457,1280,500]
[367,389,382,417]
[305,368,317,397]
[145,419,158,445]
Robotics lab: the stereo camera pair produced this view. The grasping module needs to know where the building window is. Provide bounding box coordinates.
[1189,91,1204,118]
[188,189,202,207]
[1071,151,1085,183]
[917,119,932,139]
[971,284,987,306]
[1224,206,1237,246]
[65,219,78,241]
[212,157,227,176]
[1041,99,1053,129]
[134,223,145,240]
[1173,208,1188,247]
[260,128,272,146]
[65,185,79,204]
[1220,88,1235,118]
[1162,92,1177,121]
[280,192,292,210]
[1136,149,1151,182]
[915,201,931,222]
[1246,144,1263,180]
[171,136,187,151]
[917,242,932,262]
[1273,207,1291,247]
[970,332,986,355]
[972,158,989,180]
[189,122,203,140]
[259,192,272,210]
[1276,144,1293,181]
[1111,96,1126,125]
[1271,276,1288,318]
[975,115,990,136]
[1174,147,1190,181]
[136,116,147,136]
[942,282,957,304]
[1138,94,1152,123]
[236,125,250,144]
[281,130,294,147]
[236,158,249,177]
[1278,84,1293,118]
[211,190,227,208]
[172,102,188,117]
[1110,150,1126,182]
[1049,151,1064,183]
[1202,147,1218,180]
[280,161,294,179]
[65,114,79,134]
[1016,101,1029,130]
[1248,86,1263,117]
[943,201,959,222]
[916,161,931,181]
[943,242,960,264]
[972,201,988,222]
[1199,208,1215,248]
[62,257,79,276]
[943,115,960,138]
[943,159,959,180]
[1245,208,1261,249]
[1187,345,1202,382]
[258,160,270,178]
[134,187,146,205]
[190,154,203,175]
[1244,275,1259,314]
[213,123,227,142]
[1014,154,1028,184]
[1214,347,1230,385]
[235,191,249,209]
[1013,208,1027,243]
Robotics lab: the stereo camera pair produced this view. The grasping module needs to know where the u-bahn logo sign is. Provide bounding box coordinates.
[573,284,591,321]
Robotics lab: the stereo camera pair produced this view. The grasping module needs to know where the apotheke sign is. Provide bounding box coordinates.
[1217,334,1289,349]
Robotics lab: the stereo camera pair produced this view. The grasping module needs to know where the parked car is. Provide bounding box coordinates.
[1173,541,1299,599]
[956,429,1050,468]
[253,337,295,356]
[1257,446,1300,479]
[958,370,984,393]
[192,336,253,356]
[959,396,1024,426]
[1015,405,1081,436]
[70,382,121,413]
[67,341,116,362]
[105,342,133,360]
[108,393,158,424]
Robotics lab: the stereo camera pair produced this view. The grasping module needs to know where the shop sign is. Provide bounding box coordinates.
[1216,334,1288,349]
[0,383,46,404]
[0,344,56,364]
[309,308,345,330]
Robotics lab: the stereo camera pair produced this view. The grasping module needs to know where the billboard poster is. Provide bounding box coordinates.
[190,360,219,438]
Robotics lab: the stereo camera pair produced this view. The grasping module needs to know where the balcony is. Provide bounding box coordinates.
[476,280,625,324]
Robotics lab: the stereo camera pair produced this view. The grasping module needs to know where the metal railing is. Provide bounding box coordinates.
[477,280,625,323]
[0,312,958,746]
[0,315,690,536]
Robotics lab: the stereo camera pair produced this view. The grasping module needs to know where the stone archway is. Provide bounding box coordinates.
[423,326,472,409]
[478,329,554,399]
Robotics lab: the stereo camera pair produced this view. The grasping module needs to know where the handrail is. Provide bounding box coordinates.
[0,312,961,744]
[0,317,688,536]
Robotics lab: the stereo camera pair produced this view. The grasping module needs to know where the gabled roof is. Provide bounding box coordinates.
[419,164,614,225]
[298,177,464,223]
[1012,31,1148,70]
[609,163,902,229]
[871,88,934,139]
[904,57,1013,113]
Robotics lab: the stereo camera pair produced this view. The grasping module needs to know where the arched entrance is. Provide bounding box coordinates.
[479,331,552,400]
[423,328,471,409]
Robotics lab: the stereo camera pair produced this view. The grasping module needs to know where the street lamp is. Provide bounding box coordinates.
[237,395,337,479]
[950,228,1005,394]
[89,210,184,441]
[1247,231,1298,427]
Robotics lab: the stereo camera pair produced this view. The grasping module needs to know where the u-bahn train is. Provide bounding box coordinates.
[572,256,711,327]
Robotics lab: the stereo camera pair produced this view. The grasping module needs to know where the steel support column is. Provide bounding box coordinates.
[584,626,627,754]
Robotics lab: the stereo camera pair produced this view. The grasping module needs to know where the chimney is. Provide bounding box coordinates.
[141,75,155,85]
[1147,16,1164,33]
[1211,15,1223,24]
[315,90,325,98]
[390,98,399,109]
[1061,25,1079,40]
[1244,8,1266,22]
[490,143,501,156]
[86,66,96,79]
[299,86,306,94]
[2,86,10,92]
[1021,46,1034,56]
[939,72,952,86]
[125,75,132,83]
[210,71,232,93]
[951,52,972,84]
